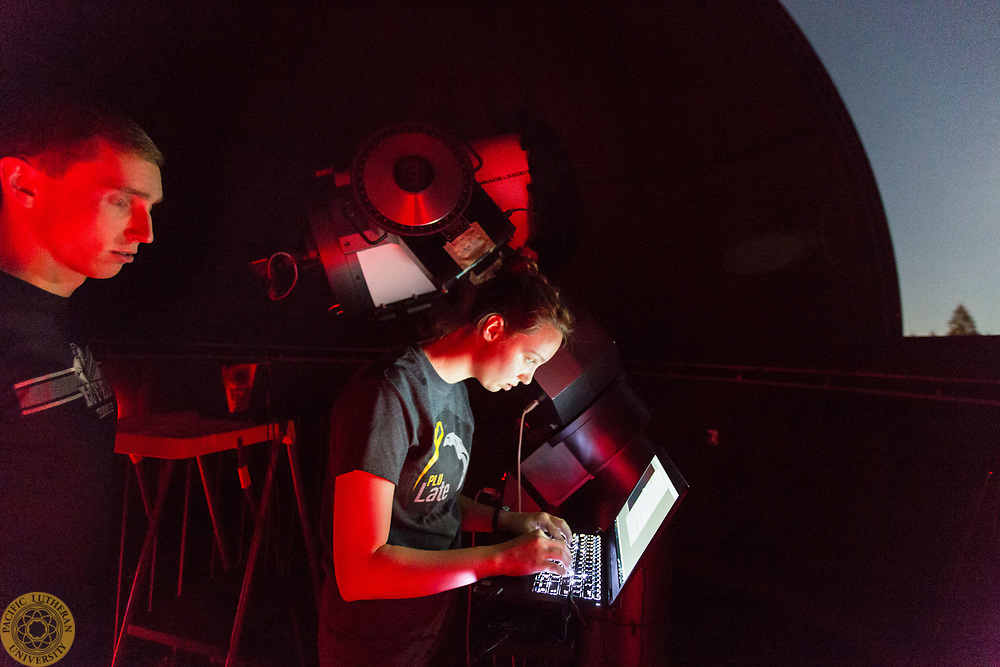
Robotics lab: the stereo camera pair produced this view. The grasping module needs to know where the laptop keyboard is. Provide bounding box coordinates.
[531,533,603,601]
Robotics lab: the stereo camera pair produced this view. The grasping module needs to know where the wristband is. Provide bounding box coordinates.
[492,504,509,532]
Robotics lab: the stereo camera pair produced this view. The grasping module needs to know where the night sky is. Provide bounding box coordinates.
[781,0,1000,335]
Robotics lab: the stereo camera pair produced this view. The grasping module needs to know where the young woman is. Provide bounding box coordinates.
[318,257,575,666]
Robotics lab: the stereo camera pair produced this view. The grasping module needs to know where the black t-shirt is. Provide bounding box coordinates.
[0,270,120,666]
[318,345,474,667]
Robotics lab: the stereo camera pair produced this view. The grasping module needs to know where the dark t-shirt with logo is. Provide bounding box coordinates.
[0,270,119,666]
[318,345,473,667]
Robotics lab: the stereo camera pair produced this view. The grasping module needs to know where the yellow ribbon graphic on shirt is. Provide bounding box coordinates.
[413,421,445,491]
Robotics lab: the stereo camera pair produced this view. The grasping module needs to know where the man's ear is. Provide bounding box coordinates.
[481,314,506,343]
[0,157,40,208]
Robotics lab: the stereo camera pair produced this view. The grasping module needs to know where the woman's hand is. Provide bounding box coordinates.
[493,510,574,576]
[496,510,573,544]
[493,528,575,577]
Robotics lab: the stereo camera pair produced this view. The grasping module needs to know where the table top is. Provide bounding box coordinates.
[115,412,279,459]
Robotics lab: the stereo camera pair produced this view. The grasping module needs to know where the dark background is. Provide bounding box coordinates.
[3,2,998,664]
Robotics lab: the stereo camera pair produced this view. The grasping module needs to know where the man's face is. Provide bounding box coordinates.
[476,321,564,392]
[33,141,163,284]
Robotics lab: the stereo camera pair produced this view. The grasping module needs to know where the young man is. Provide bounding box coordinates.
[0,97,163,665]
[318,258,577,667]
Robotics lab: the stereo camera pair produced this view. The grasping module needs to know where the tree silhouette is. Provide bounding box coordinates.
[947,303,978,335]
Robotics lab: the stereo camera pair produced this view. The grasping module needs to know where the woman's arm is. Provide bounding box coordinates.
[456,494,573,543]
[333,469,574,601]
[455,493,496,533]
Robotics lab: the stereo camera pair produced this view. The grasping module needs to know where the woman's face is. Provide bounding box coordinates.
[474,319,563,392]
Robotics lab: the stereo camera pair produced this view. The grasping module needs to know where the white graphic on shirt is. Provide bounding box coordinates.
[441,432,469,488]
[412,421,469,504]
[14,344,113,416]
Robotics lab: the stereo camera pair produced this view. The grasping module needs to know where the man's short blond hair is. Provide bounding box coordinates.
[0,93,163,178]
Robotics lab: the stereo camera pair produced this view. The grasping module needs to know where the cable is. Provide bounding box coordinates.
[466,144,484,173]
[266,251,298,301]
[516,400,539,513]
[502,207,541,225]
[465,631,511,665]
[467,486,500,665]
[340,199,387,246]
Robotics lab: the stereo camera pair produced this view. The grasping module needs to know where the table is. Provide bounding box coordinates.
[111,413,319,666]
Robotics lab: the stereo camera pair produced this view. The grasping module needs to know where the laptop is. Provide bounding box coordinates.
[479,448,688,610]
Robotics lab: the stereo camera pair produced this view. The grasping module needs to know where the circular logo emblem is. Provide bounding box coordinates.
[1,593,74,665]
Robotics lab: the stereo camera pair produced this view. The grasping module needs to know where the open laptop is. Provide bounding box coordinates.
[479,448,688,610]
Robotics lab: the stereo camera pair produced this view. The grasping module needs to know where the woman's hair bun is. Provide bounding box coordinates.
[430,247,572,341]
[496,250,539,277]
